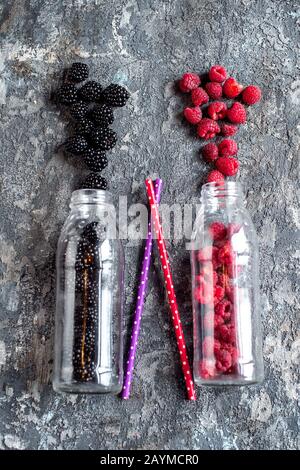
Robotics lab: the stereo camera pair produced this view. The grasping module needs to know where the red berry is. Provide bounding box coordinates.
[179,72,201,92]
[218,273,230,289]
[218,324,236,344]
[214,314,224,328]
[218,139,238,157]
[242,85,262,105]
[214,285,225,305]
[222,77,243,98]
[183,106,202,124]
[200,359,216,378]
[205,82,223,100]
[215,348,232,372]
[206,170,225,184]
[207,101,227,120]
[227,102,247,124]
[215,300,232,321]
[220,123,238,137]
[215,157,239,176]
[197,118,220,140]
[191,87,209,106]
[208,222,227,241]
[218,241,234,265]
[202,143,219,162]
[202,336,215,357]
[208,65,227,83]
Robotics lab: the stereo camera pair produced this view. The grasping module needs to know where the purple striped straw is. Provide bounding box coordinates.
[121,178,162,399]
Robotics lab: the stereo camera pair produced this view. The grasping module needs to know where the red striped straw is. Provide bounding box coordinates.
[145,178,196,401]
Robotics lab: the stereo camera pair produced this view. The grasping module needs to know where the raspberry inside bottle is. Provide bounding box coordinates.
[191,181,264,385]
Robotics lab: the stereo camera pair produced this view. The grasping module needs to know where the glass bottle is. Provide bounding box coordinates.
[191,182,264,385]
[53,189,124,394]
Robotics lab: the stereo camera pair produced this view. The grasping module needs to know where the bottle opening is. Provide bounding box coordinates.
[70,189,113,207]
[201,181,243,200]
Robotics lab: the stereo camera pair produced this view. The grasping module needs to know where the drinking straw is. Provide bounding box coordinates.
[144,178,196,401]
[121,178,163,399]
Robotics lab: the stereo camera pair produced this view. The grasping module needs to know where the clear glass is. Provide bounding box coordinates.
[191,182,264,386]
[53,189,124,394]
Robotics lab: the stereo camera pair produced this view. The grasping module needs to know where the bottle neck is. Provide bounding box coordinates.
[200,182,245,209]
[70,189,113,209]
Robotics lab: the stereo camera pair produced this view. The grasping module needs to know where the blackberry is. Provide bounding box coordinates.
[78,81,103,102]
[70,101,88,120]
[75,119,95,136]
[81,173,108,190]
[82,222,99,243]
[65,135,88,155]
[67,62,89,83]
[57,84,78,105]
[83,148,108,172]
[90,104,114,127]
[102,84,129,107]
[90,127,117,150]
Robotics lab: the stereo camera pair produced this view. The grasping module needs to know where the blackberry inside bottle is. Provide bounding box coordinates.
[54,189,124,393]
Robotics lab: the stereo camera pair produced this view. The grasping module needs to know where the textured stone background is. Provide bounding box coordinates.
[0,0,299,451]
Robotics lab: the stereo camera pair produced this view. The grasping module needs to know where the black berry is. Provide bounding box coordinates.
[65,135,89,155]
[79,81,103,102]
[75,119,95,136]
[90,104,114,127]
[83,148,108,172]
[81,173,108,190]
[57,84,78,105]
[90,127,117,151]
[67,62,89,83]
[70,101,88,120]
[102,84,129,107]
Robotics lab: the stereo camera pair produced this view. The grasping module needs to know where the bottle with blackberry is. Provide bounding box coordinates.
[53,189,125,394]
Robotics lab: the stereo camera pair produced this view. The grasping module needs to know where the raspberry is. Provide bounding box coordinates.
[214,285,225,305]
[226,285,235,303]
[205,82,222,100]
[215,348,232,372]
[222,77,243,98]
[197,118,220,140]
[179,72,201,92]
[200,359,216,379]
[202,143,219,162]
[197,246,220,269]
[202,336,215,357]
[206,170,225,184]
[218,273,230,289]
[194,282,212,304]
[215,157,239,176]
[183,106,202,124]
[214,314,224,328]
[208,65,227,83]
[218,139,238,157]
[218,241,234,265]
[191,87,209,106]
[227,102,247,124]
[215,300,232,321]
[242,85,262,105]
[220,123,237,137]
[208,222,227,241]
[217,324,236,344]
[207,101,227,120]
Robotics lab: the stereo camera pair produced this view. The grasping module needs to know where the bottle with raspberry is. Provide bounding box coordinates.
[190,181,264,385]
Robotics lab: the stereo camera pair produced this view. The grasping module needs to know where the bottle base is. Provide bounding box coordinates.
[53,381,122,395]
[194,375,264,387]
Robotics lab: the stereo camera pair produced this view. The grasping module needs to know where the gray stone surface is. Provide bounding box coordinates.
[0,0,299,451]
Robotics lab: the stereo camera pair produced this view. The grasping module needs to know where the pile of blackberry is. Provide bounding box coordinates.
[56,62,130,190]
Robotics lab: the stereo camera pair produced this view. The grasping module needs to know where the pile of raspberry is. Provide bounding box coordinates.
[194,222,242,378]
[179,65,261,183]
